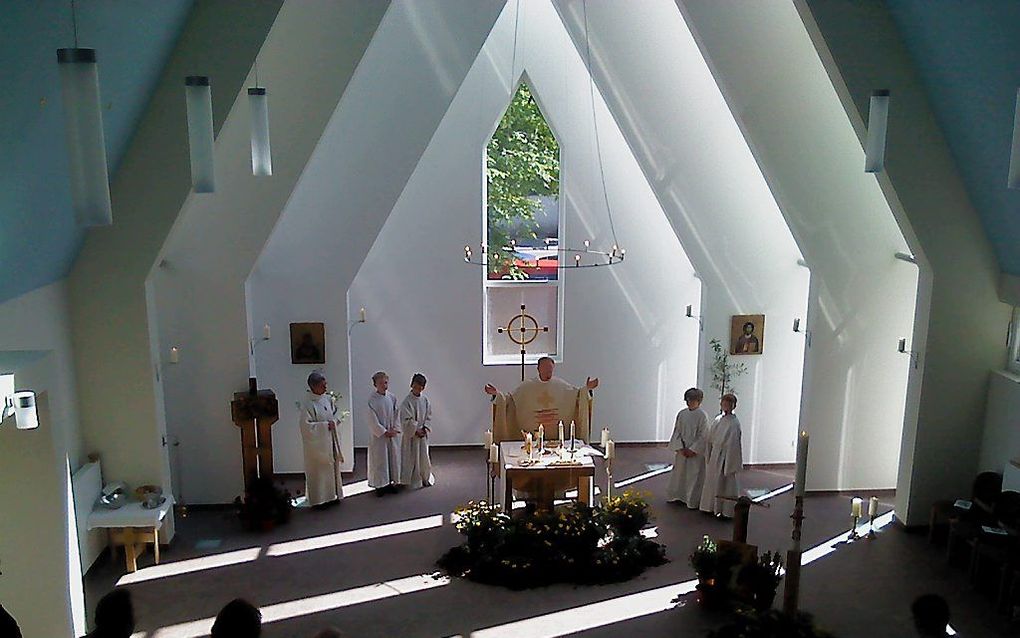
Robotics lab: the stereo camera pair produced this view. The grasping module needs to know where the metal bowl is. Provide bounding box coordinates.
[97,491,128,510]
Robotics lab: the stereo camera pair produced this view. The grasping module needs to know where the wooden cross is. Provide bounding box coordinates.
[497,303,549,381]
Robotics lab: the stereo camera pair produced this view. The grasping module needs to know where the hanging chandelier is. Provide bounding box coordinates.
[463,0,625,274]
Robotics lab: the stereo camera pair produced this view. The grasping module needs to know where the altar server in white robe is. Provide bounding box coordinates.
[700,393,744,518]
[666,387,709,508]
[300,372,344,508]
[399,373,434,488]
[367,371,401,495]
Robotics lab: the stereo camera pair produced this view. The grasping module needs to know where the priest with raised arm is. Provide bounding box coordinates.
[484,357,598,443]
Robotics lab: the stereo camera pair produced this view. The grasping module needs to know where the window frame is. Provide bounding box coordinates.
[481,77,565,366]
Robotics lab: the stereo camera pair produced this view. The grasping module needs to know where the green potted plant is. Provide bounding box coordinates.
[738,550,785,611]
[709,338,748,399]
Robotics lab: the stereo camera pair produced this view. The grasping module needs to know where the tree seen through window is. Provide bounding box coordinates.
[486,82,560,281]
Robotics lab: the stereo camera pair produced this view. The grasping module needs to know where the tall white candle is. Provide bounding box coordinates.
[601,427,610,448]
[170,346,180,364]
[484,429,492,448]
[851,497,863,518]
[558,421,564,442]
[606,439,616,460]
[525,432,533,455]
[489,443,499,463]
[570,422,575,441]
[794,431,809,498]
[263,323,271,340]
[868,496,879,517]
[538,424,544,441]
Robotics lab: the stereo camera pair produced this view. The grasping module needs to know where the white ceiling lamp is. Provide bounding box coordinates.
[2,391,39,431]
[1008,87,1020,189]
[248,61,272,176]
[864,89,890,173]
[185,76,215,192]
[56,0,112,226]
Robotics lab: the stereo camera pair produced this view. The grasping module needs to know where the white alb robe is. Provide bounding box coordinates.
[700,413,743,517]
[366,390,401,488]
[666,407,709,507]
[300,391,344,506]
[399,392,433,488]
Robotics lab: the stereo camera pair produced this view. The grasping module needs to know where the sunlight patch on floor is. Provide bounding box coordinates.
[116,547,263,586]
[266,514,444,557]
[149,573,449,638]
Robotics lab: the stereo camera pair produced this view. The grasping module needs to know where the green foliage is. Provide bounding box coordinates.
[439,492,666,589]
[709,338,748,398]
[486,82,560,279]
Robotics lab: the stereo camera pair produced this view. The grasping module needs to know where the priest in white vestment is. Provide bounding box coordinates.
[484,357,597,444]
[367,371,401,494]
[666,387,709,508]
[399,373,434,488]
[701,393,744,518]
[485,357,598,503]
[300,372,344,507]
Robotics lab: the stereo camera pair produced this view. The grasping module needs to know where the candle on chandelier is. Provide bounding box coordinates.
[851,497,863,519]
[489,443,499,463]
[869,496,879,518]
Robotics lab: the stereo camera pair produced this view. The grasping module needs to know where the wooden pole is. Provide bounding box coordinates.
[732,496,752,543]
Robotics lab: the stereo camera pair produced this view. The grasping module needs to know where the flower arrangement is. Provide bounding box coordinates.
[439,492,666,589]
[689,537,786,611]
[234,477,293,532]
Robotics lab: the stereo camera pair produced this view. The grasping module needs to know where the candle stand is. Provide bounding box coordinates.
[867,512,877,539]
[605,457,613,499]
[783,494,805,615]
[847,513,861,542]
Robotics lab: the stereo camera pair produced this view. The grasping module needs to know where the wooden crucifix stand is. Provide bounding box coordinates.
[230,377,280,491]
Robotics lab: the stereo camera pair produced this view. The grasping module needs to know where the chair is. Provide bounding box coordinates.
[941,471,1002,554]
[966,491,1020,594]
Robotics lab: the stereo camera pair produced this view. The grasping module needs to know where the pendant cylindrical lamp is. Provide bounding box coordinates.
[248,87,272,176]
[864,89,890,173]
[56,48,113,226]
[185,76,215,192]
[1008,87,1020,189]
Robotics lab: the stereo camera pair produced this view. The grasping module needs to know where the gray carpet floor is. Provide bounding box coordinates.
[82,446,1012,637]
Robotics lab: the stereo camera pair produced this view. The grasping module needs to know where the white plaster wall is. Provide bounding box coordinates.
[638,0,922,490]
[980,371,1020,475]
[0,282,85,637]
[155,0,504,502]
[554,0,809,463]
[798,0,1008,519]
[341,0,701,447]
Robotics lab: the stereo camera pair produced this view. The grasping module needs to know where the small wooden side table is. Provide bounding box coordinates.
[88,499,173,572]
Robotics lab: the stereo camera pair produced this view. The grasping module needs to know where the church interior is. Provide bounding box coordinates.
[1,1,1019,636]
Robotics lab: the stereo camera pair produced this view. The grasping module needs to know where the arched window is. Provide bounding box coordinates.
[483,81,561,364]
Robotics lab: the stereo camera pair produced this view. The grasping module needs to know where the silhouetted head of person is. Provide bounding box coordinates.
[93,589,135,638]
[211,599,261,638]
[912,594,950,636]
[0,603,22,638]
